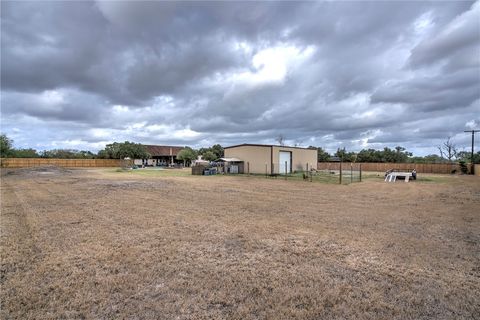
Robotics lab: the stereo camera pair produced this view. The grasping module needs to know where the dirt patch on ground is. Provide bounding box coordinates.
[1,168,479,319]
[1,165,74,177]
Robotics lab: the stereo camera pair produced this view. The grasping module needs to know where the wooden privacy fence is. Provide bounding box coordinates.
[0,158,123,168]
[317,162,473,174]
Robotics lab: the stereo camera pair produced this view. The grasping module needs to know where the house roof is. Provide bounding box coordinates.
[224,143,316,150]
[143,145,184,157]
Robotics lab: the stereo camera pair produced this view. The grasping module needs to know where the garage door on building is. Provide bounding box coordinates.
[279,151,291,174]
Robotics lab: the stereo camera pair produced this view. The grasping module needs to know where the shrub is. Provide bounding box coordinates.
[458,161,468,174]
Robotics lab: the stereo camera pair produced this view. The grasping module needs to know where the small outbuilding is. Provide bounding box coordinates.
[215,157,244,174]
[224,144,317,175]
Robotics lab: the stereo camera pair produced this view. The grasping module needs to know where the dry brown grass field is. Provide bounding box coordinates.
[1,167,479,319]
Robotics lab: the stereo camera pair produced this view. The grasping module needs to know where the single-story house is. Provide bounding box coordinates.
[224,143,317,174]
[134,145,184,166]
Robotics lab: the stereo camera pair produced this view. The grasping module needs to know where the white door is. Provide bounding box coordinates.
[279,151,291,174]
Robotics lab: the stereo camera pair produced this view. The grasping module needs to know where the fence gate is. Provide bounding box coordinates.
[338,162,362,184]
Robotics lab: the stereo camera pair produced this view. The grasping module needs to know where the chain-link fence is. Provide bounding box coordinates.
[243,161,362,184]
[310,162,362,184]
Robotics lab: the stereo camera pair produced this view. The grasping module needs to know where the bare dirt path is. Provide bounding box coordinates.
[1,168,479,319]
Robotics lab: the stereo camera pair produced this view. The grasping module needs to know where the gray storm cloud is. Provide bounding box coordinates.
[1,0,479,154]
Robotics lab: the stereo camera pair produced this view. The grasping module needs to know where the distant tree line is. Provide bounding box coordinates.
[97,142,150,159]
[0,134,225,164]
[310,144,479,164]
[1,134,97,159]
[1,133,478,164]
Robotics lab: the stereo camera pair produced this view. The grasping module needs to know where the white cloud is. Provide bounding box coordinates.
[172,128,201,140]
[112,105,129,113]
[223,44,316,88]
[465,120,479,129]
[40,90,64,105]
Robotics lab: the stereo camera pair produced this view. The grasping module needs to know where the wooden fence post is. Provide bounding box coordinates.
[339,161,342,185]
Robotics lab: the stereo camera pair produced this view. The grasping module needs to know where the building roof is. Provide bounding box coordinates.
[217,157,243,162]
[143,145,184,157]
[194,159,210,164]
[224,143,316,150]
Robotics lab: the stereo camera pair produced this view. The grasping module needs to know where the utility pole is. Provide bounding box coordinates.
[464,130,479,174]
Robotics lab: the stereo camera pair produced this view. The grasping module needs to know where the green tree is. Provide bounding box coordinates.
[0,134,14,157]
[40,149,96,159]
[40,149,89,159]
[199,144,224,159]
[97,149,110,159]
[210,144,224,158]
[97,142,150,159]
[308,146,331,162]
[334,148,356,162]
[97,144,119,159]
[197,147,208,155]
[202,151,217,161]
[457,151,480,164]
[317,147,330,162]
[393,146,412,163]
[177,147,197,166]
[409,154,447,164]
[357,149,383,162]
[77,150,96,159]
[381,147,411,163]
[458,160,469,174]
[12,148,39,158]
[383,147,398,162]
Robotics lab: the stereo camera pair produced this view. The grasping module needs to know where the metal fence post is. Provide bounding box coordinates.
[351,163,353,183]
[285,161,287,180]
[359,164,362,182]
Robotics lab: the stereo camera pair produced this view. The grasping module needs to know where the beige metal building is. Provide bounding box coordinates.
[224,144,317,174]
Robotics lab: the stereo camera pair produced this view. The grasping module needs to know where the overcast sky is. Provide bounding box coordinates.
[1,1,479,155]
